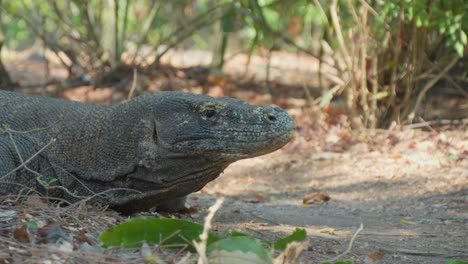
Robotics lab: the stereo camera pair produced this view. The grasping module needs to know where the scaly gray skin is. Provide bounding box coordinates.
[0,90,295,214]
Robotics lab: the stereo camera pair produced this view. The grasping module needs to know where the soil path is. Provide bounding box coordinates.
[188,129,468,263]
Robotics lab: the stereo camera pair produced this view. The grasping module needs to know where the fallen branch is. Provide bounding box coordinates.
[378,247,467,258]
[0,138,56,180]
[323,223,364,263]
[403,118,468,129]
[194,197,224,264]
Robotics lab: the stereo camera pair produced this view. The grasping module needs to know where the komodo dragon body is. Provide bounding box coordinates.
[0,90,295,214]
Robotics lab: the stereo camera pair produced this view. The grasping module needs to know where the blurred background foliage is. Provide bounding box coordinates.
[0,0,466,128]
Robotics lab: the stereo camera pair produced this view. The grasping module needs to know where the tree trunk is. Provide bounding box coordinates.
[0,0,14,90]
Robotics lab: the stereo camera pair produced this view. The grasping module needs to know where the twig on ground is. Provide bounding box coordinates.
[0,138,56,180]
[403,118,468,129]
[176,252,192,264]
[193,197,224,264]
[323,223,364,263]
[378,247,467,258]
[127,67,138,100]
[0,116,63,135]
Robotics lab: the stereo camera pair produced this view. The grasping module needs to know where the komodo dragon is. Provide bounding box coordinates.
[0,90,295,214]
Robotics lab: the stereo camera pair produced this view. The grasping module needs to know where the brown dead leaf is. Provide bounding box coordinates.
[307,180,320,189]
[207,75,228,88]
[273,241,308,264]
[367,252,385,262]
[386,134,400,145]
[0,257,13,264]
[245,194,269,204]
[303,192,331,205]
[38,219,68,244]
[318,227,336,235]
[13,224,30,243]
[75,229,92,245]
[27,195,49,209]
[388,153,402,159]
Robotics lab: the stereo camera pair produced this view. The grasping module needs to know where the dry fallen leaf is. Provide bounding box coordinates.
[74,229,92,245]
[318,227,336,235]
[273,241,308,264]
[365,251,385,263]
[13,224,30,243]
[388,152,402,159]
[38,220,68,244]
[245,194,270,204]
[303,192,331,205]
[27,195,49,209]
[367,251,385,260]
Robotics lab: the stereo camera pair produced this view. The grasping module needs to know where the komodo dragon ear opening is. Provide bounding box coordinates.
[152,121,158,143]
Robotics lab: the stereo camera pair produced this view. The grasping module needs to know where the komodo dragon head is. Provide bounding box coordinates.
[102,91,295,213]
[149,91,295,158]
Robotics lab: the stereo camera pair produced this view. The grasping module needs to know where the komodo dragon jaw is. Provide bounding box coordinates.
[0,90,295,214]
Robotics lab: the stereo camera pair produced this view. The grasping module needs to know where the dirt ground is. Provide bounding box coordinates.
[0,50,467,263]
[196,127,468,263]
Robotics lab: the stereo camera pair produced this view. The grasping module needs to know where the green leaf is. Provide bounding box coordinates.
[454,42,464,57]
[374,91,389,100]
[449,154,459,161]
[27,221,38,229]
[99,217,224,251]
[460,30,467,44]
[320,91,334,107]
[272,228,307,250]
[207,236,272,262]
[447,261,468,264]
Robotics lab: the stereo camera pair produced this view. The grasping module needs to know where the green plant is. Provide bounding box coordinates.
[312,0,466,128]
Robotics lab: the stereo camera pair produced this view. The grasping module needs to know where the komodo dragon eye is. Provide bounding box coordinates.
[204,109,216,118]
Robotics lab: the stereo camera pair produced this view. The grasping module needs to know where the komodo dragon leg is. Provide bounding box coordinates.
[156,196,188,212]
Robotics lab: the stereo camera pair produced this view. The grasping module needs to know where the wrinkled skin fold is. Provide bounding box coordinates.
[0,90,295,214]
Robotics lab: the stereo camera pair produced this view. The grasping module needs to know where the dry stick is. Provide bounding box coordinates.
[233,5,330,67]
[1,116,63,135]
[370,55,379,128]
[378,247,467,258]
[0,138,56,180]
[57,186,144,215]
[403,118,468,129]
[441,73,468,98]
[127,68,138,100]
[153,3,227,65]
[330,0,352,69]
[410,56,459,121]
[2,128,142,204]
[387,9,403,124]
[4,130,88,199]
[131,1,162,65]
[176,252,192,264]
[355,3,370,126]
[323,223,364,263]
[194,197,224,264]
[329,0,357,115]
